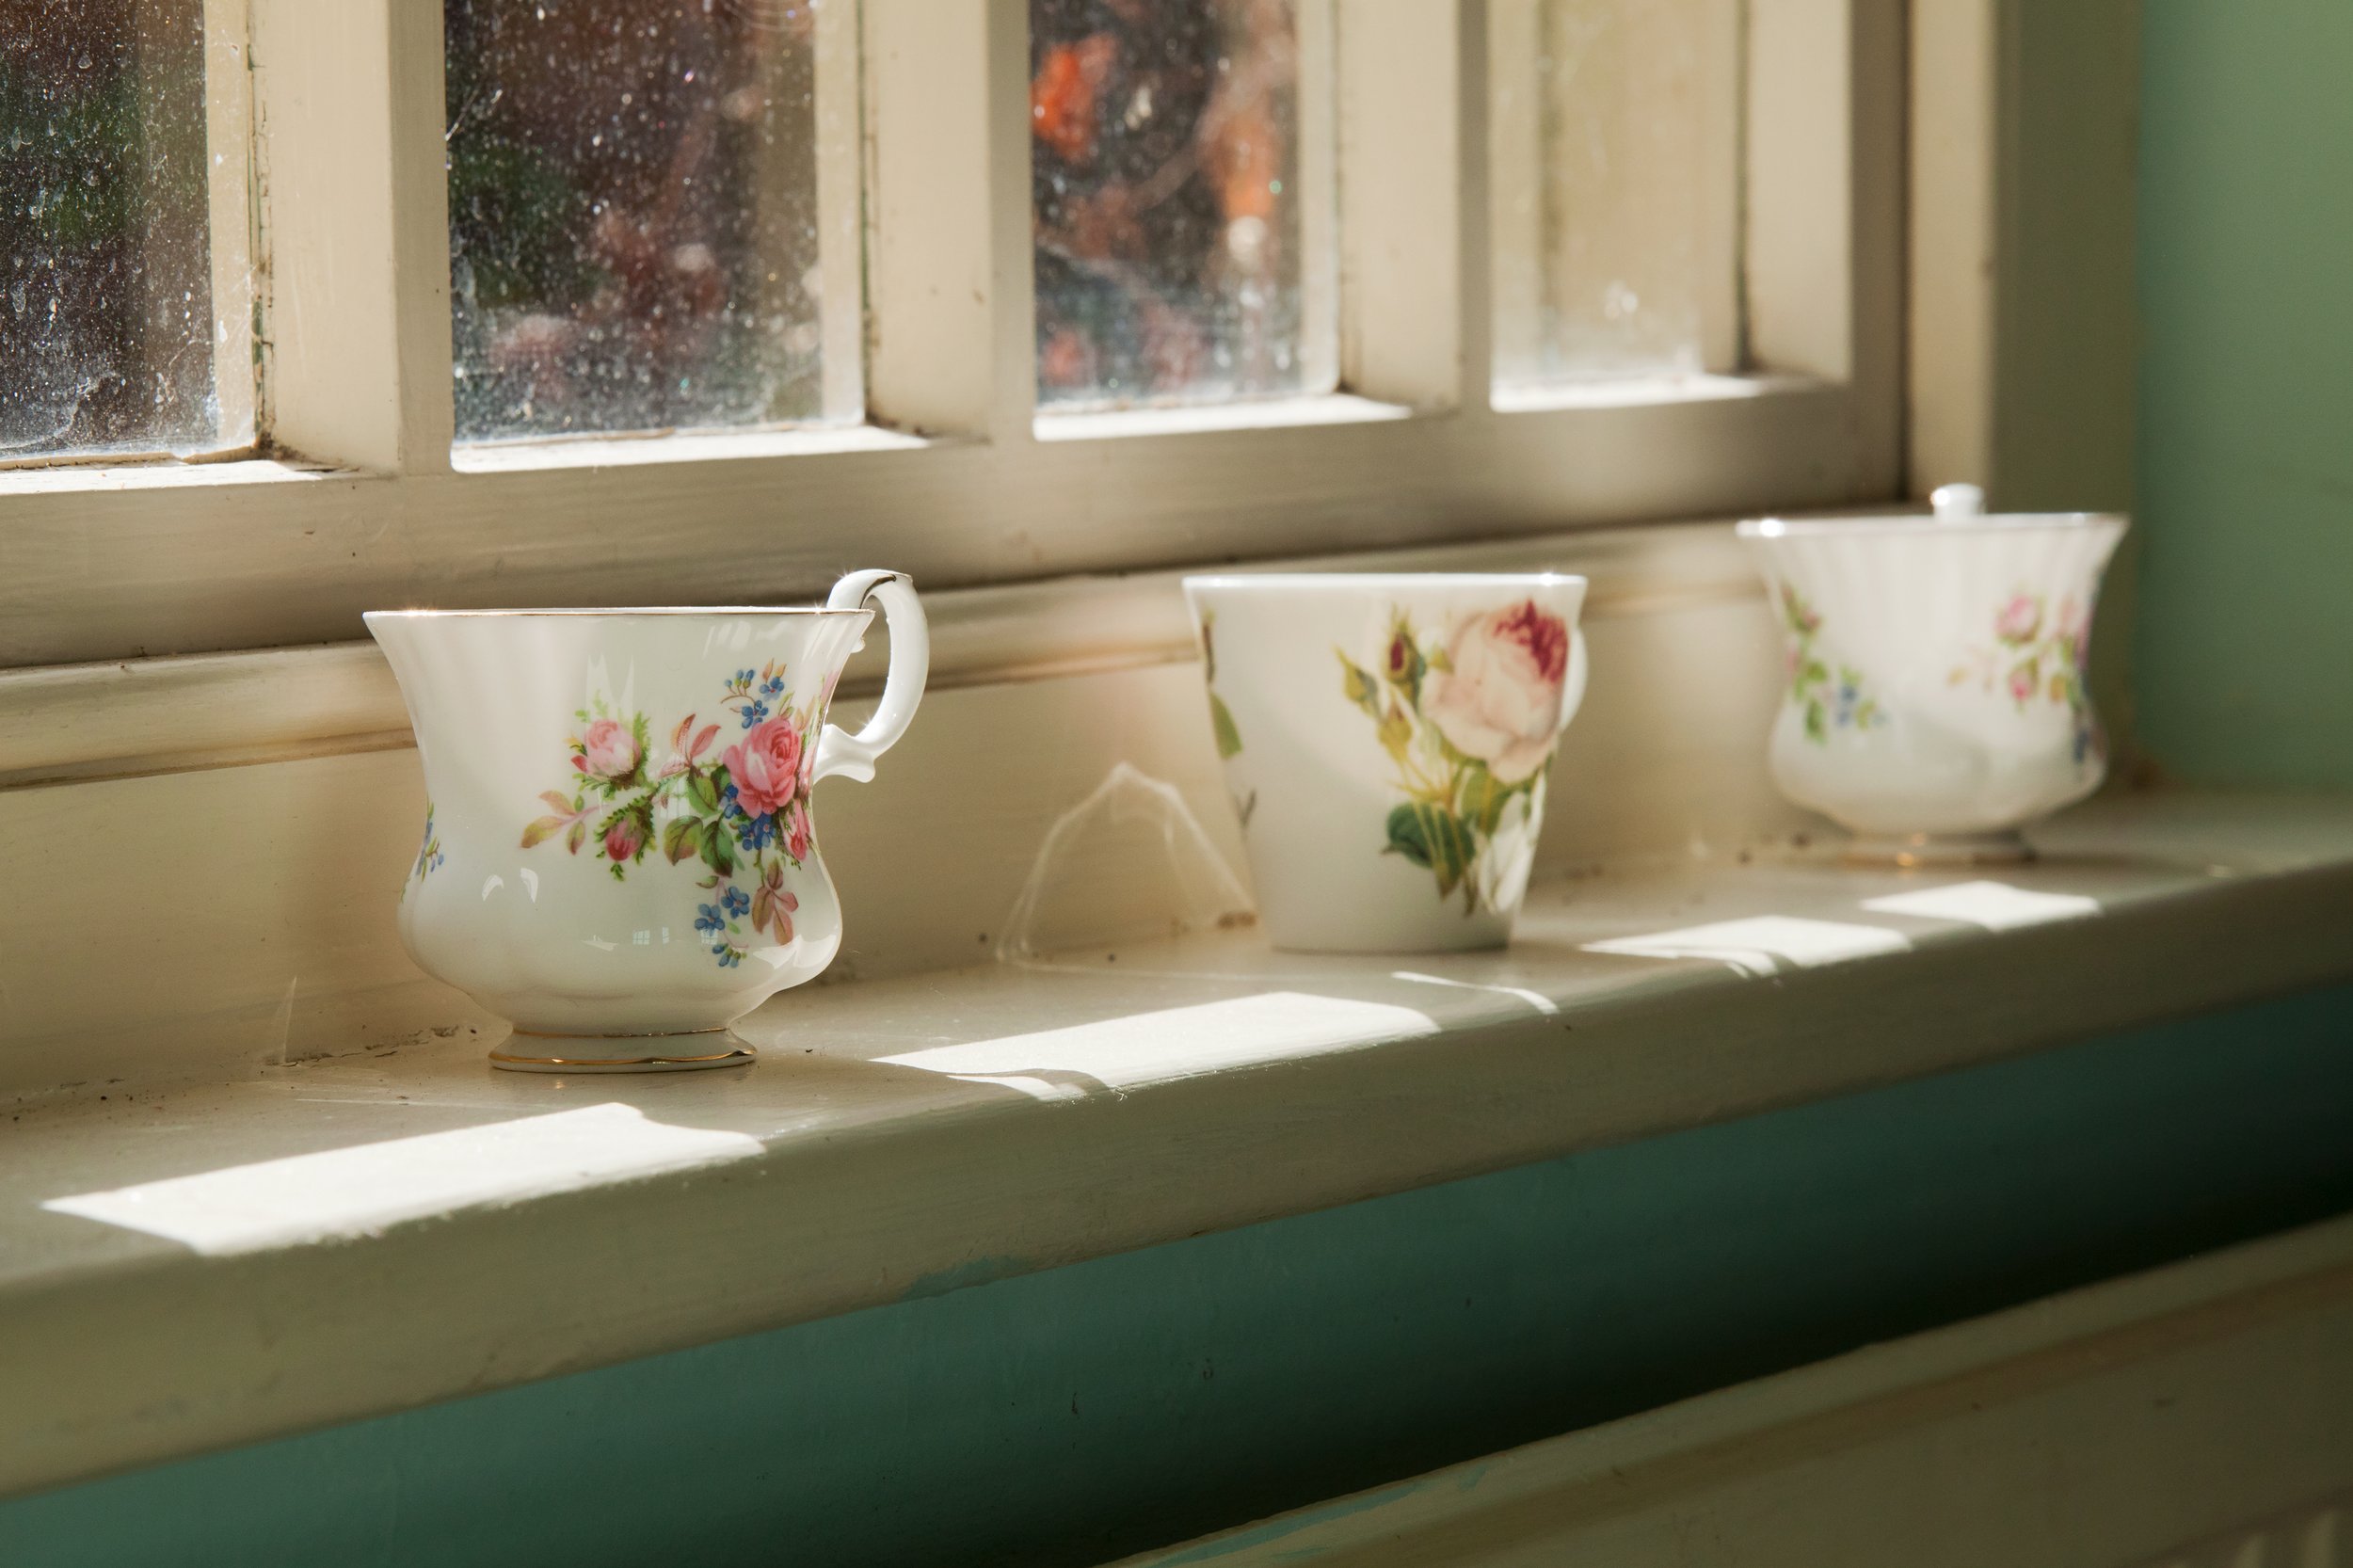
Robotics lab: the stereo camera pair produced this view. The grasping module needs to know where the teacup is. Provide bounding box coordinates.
[1182,574,1590,952]
[1737,485,2127,862]
[365,571,926,1071]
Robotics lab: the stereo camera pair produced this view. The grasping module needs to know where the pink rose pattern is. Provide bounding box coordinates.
[520,662,826,968]
[1951,589,2099,763]
[1337,600,1569,913]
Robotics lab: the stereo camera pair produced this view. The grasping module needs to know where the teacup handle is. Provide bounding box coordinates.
[1557,627,1591,734]
[812,570,929,784]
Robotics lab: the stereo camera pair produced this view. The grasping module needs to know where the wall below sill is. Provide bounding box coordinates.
[6,979,2353,1568]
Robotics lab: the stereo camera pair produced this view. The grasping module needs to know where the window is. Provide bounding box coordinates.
[1,0,249,462]
[443,0,853,441]
[1488,0,1741,393]
[1029,0,1335,411]
[0,0,1901,673]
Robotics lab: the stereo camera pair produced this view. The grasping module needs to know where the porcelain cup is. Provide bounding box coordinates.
[1183,573,1590,952]
[1737,485,2127,861]
[365,571,927,1071]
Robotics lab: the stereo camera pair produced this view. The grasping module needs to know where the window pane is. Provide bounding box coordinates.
[1031,0,1332,412]
[444,0,838,443]
[2,0,221,460]
[1490,0,1739,390]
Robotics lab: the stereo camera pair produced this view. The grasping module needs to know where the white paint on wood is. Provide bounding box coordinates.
[860,0,1016,438]
[1907,0,1999,496]
[1337,0,1462,408]
[0,518,1782,790]
[249,0,454,472]
[201,0,257,449]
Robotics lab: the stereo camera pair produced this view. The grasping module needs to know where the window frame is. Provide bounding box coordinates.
[0,0,1904,672]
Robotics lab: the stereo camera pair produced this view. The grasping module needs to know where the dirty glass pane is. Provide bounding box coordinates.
[1490,0,1737,389]
[444,0,832,442]
[1,0,220,460]
[1031,0,1330,412]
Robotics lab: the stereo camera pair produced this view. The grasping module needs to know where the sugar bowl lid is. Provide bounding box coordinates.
[1737,484,2128,539]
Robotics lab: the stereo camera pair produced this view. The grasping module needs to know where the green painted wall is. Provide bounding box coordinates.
[8,983,2353,1568]
[2136,1,2353,783]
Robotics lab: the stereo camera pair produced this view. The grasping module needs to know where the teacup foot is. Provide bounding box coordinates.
[1842,830,2033,869]
[488,1030,757,1074]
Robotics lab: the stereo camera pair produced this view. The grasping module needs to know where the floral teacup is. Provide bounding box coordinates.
[366,571,927,1071]
[1737,486,2127,861]
[1183,574,1590,952]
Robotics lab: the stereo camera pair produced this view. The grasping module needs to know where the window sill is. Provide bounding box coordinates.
[1031,392,1417,443]
[446,423,934,474]
[5,787,2352,1498]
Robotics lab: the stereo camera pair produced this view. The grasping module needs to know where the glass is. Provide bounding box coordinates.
[1,0,221,460]
[444,0,835,443]
[1490,0,1738,390]
[1030,0,1331,412]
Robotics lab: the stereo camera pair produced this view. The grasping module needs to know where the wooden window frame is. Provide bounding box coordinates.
[0,0,1904,671]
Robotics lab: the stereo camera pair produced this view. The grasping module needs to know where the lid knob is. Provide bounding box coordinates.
[1930,483,1986,522]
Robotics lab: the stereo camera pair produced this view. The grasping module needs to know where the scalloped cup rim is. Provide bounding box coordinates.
[1181,572,1589,590]
[363,606,873,619]
[1737,513,2129,539]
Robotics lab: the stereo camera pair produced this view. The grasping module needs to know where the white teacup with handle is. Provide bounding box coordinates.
[366,570,927,1071]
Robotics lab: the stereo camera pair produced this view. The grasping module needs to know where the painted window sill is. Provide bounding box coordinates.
[6,787,2353,1499]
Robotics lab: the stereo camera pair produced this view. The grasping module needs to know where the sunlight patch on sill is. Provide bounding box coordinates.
[1032,392,1416,444]
[0,456,334,496]
[1491,371,1823,415]
[41,1103,760,1255]
[1862,880,2103,932]
[1584,915,1913,977]
[450,422,932,474]
[875,991,1440,1101]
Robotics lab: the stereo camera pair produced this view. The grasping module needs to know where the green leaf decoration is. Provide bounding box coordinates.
[1376,701,1414,763]
[1337,651,1379,716]
[663,817,703,865]
[1209,693,1243,759]
[688,768,721,816]
[1385,803,1477,898]
[1458,763,1511,836]
[699,822,735,877]
[1385,803,1433,868]
[1804,698,1828,742]
[520,814,568,850]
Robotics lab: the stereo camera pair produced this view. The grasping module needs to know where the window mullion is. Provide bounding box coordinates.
[861,0,1033,442]
[250,0,454,474]
[202,0,258,451]
[1336,0,1471,412]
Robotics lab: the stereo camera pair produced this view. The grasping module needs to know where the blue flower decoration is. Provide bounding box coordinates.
[735,813,776,853]
[712,945,743,968]
[719,783,743,819]
[739,699,770,729]
[722,885,752,918]
[695,904,726,936]
[734,668,755,686]
[760,674,786,698]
